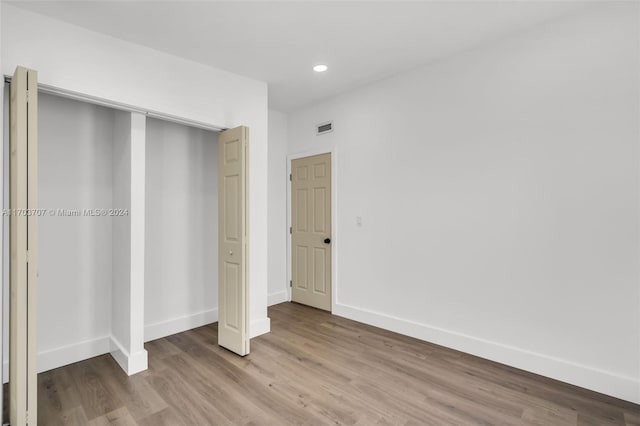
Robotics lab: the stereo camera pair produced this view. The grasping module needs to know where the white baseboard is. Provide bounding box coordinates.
[333,302,640,404]
[1,308,269,383]
[268,290,289,306]
[110,336,148,375]
[251,317,271,338]
[144,308,218,342]
[145,308,270,341]
[3,335,112,383]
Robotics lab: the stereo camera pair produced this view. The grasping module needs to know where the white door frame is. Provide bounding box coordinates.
[286,148,338,312]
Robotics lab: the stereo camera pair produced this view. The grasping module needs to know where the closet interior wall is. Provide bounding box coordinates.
[144,118,218,342]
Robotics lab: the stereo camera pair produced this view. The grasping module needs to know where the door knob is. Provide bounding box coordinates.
[229,250,233,255]
[324,238,331,244]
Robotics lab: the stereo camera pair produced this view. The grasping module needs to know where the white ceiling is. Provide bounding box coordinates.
[10,1,588,112]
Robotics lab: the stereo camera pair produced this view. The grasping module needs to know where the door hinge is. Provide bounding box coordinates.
[25,90,29,102]
[289,227,292,234]
[290,280,292,287]
[289,173,292,181]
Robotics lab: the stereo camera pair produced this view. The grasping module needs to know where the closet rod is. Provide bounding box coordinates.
[4,75,227,133]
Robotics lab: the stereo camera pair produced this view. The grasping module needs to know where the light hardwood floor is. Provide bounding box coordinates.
[7,302,640,425]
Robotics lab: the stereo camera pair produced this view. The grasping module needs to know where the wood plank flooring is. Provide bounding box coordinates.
[11,302,640,424]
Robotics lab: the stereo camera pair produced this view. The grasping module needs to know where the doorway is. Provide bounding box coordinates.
[290,153,332,311]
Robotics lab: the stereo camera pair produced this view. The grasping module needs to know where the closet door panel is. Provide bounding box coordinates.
[218,126,249,356]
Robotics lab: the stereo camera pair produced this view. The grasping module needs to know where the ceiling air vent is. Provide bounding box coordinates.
[316,121,333,135]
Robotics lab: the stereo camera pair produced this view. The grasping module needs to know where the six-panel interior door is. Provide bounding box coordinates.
[218,126,250,356]
[291,153,332,311]
[9,66,38,425]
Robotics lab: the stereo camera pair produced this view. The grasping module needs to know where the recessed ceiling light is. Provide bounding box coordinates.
[313,64,328,73]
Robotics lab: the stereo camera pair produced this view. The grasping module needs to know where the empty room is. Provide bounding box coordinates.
[0,1,639,425]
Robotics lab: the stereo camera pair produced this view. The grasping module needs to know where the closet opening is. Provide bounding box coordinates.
[144,118,219,343]
[1,68,251,422]
[1,88,236,422]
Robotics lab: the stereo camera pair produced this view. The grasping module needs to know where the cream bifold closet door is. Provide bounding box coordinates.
[9,66,38,426]
[218,126,250,356]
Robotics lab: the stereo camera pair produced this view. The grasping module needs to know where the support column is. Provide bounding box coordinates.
[111,112,147,375]
[129,112,147,372]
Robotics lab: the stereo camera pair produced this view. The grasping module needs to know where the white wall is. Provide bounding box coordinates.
[287,4,639,403]
[145,118,218,341]
[268,110,289,306]
[36,94,115,371]
[0,3,270,338]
